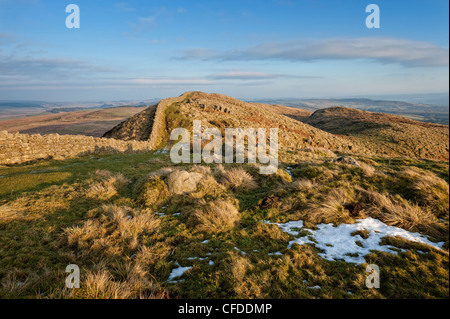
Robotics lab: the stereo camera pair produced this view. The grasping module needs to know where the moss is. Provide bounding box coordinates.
[133,177,170,209]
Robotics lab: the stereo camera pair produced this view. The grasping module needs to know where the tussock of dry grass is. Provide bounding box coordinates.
[52,265,163,299]
[189,200,240,233]
[64,205,160,251]
[292,179,317,191]
[64,219,106,249]
[302,147,336,158]
[191,174,226,199]
[133,176,170,207]
[221,168,258,190]
[86,170,130,200]
[102,205,160,240]
[213,164,226,177]
[232,255,253,282]
[359,162,376,177]
[189,165,212,176]
[359,189,442,237]
[406,170,449,219]
[292,164,339,183]
[304,188,356,224]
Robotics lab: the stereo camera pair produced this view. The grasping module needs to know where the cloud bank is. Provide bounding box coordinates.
[179,37,449,67]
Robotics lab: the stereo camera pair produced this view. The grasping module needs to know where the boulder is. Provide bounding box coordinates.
[166,171,204,194]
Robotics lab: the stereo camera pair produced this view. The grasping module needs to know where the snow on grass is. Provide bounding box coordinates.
[266,217,445,265]
[285,167,293,178]
[167,266,192,283]
[268,251,283,256]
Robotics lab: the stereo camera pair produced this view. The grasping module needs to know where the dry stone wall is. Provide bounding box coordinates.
[0,131,153,165]
[147,92,192,149]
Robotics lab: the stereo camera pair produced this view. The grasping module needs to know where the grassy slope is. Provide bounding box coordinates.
[304,107,449,161]
[0,95,448,299]
[0,150,448,299]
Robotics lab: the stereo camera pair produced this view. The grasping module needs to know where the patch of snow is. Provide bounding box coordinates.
[309,286,321,289]
[267,217,445,265]
[268,251,283,256]
[155,212,165,217]
[167,266,192,283]
[187,256,207,261]
[202,240,209,244]
[285,167,293,178]
[173,213,181,216]
[209,260,214,266]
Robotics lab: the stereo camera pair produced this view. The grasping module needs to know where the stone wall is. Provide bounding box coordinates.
[0,131,153,165]
[147,92,192,150]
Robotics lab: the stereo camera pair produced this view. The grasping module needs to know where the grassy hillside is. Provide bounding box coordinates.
[304,107,449,161]
[0,151,448,299]
[104,92,365,161]
[0,92,448,299]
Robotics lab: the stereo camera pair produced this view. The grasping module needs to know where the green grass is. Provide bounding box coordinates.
[0,152,448,299]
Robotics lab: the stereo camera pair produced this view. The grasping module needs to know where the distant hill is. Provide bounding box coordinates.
[304,107,449,161]
[105,92,449,162]
[251,97,449,125]
[0,106,148,137]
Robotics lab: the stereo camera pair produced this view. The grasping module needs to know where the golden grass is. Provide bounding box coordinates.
[0,205,24,223]
[292,179,317,191]
[86,170,130,200]
[133,176,170,208]
[221,168,258,190]
[304,188,355,224]
[189,200,240,233]
[102,205,160,240]
[359,189,442,237]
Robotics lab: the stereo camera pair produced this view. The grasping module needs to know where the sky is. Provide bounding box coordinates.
[0,0,448,101]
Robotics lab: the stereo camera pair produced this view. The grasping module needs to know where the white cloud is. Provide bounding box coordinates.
[114,2,135,12]
[209,70,320,80]
[179,37,449,67]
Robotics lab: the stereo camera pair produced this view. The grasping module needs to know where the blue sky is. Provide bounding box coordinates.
[0,0,448,101]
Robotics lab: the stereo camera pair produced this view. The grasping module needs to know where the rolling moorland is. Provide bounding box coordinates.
[0,106,148,137]
[253,97,450,125]
[0,91,448,299]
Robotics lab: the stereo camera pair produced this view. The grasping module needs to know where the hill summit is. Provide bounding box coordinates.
[103,92,362,159]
